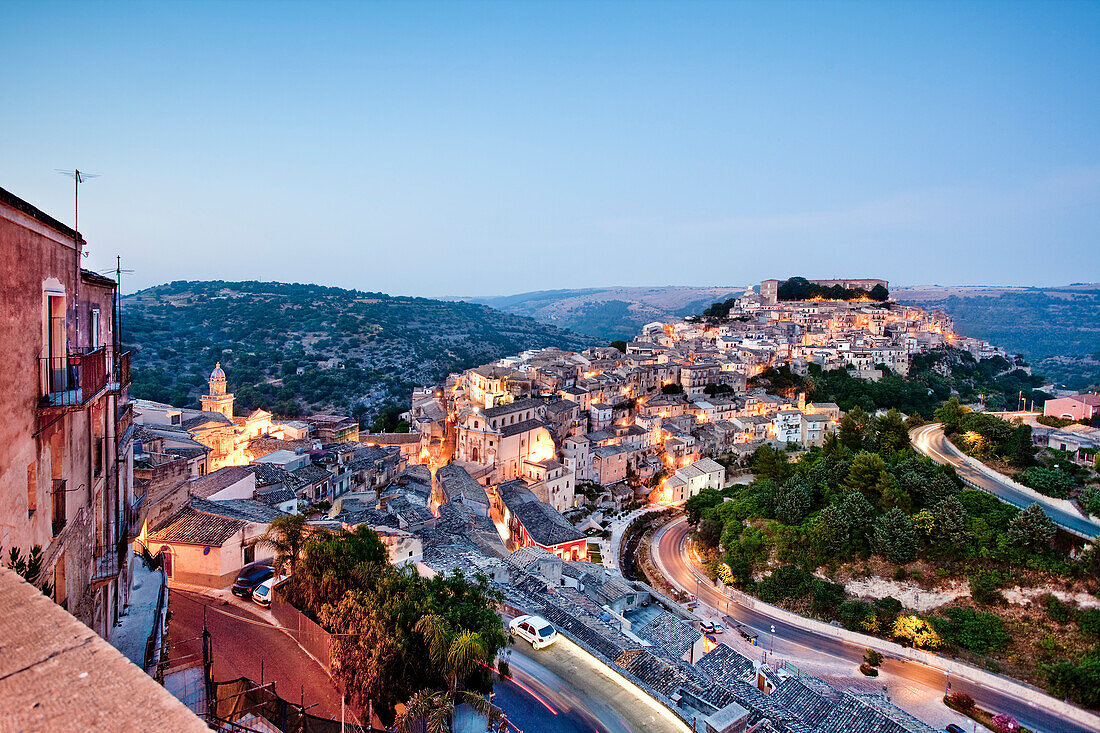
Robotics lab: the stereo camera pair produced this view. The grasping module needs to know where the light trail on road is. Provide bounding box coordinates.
[651,517,1099,733]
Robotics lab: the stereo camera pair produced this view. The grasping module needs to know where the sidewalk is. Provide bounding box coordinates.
[109,556,165,669]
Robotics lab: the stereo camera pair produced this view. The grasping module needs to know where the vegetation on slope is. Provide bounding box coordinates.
[688,418,1100,705]
[124,280,592,421]
[895,289,1100,390]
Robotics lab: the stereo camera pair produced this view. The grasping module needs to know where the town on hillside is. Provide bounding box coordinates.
[5,183,1099,733]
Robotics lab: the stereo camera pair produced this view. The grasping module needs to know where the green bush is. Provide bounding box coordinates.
[969,570,1005,606]
[932,607,1011,654]
[1018,467,1076,499]
[755,565,813,604]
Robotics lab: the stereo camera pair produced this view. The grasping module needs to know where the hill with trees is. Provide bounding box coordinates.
[894,285,1100,391]
[122,280,593,423]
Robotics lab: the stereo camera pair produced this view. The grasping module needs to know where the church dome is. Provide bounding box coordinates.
[210,362,226,381]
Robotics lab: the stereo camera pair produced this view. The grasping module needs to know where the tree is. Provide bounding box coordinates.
[752,444,792,482]
[969,571,1004,606]
[863,648,884,668]
[775,478,813,525]
[609,340,627,353]
[932,608,1010,654]
[251,513,315,578]
[931,497,969,548]
[891,615,941,649]
[872,509,918,564]
[394,688,506,733]
[869,284,889,301]
[696,515,724,550]
[844,452,887,498]
[661,383,684,394]
[874,409,909,453]
[819,491,876,556]
[1006,504,1056,554]
[934,397,969,434]
[838,406,870,451]
[1018,466,1075,499]
[910,509,935,538]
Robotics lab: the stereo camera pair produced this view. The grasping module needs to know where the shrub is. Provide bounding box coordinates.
[863,648,884,668]
[946,691,975,711]
[932,608,1011,654]
[1043,593,1073,623]
[810,579,846,616]
[992,712,1021,732]
[756,565,814,603]
[969,570,1005,606]
[859,663,879,676]
[1078,608,1100,637]
[1018,467,1075,499]
[892,615,941,649]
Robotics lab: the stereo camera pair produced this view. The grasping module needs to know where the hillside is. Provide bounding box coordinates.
[893,285,1100,390]
[122,281,593,420]
[469,285,749,341]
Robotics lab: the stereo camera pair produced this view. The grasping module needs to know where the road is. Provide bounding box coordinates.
[653,518,1099,733]
[498,635,689,733]
[911,423,1100,538]
[168,590,351,722]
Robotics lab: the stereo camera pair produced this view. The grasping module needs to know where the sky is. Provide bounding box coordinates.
[2,1,1098,297]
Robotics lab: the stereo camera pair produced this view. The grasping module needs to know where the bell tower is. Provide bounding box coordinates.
[201,362,235,418]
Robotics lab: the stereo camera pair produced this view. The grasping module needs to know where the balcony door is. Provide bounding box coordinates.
[47,294,66,392]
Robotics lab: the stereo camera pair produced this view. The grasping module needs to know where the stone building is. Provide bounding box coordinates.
[0,186,135,639]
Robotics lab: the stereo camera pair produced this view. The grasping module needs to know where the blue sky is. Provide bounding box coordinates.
[2,1,1098,295]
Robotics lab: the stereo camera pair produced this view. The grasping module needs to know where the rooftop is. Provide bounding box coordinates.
[0,566,207,732]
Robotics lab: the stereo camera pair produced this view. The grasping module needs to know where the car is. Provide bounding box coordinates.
[713,623,725,634]
[945,725,967,733]
[509,615,559,649]
[251,577,275,607]
[232,561,274,600]
[699,620,716,633]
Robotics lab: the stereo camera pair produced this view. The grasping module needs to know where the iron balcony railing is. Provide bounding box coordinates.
[38,347,108,409]
[111,350,132,391]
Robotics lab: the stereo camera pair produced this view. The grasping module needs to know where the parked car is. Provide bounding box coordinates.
[944,725,966,733]
[232,561,274,600]
[699,620,716,633]
[252,577,275,607]
[713,623,725,634]
[509,615,559,649]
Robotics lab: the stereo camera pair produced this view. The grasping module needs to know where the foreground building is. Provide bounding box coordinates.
[0,186,134,638]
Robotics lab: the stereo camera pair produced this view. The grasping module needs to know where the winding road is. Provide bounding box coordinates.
[910,423,1100,538]
[652,517,1100,733]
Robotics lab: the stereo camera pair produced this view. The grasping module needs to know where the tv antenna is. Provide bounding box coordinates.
[55,169,100,242]
[56,168,100,336]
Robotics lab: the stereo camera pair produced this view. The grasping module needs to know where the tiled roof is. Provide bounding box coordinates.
[634,611,700,662]
[149,506,245,547]
[190,497,286,524]
[500,418,547,437]
[483,398,544,418]
[189,466,253,499]
[512,501,586,547]
[438,464,489,506]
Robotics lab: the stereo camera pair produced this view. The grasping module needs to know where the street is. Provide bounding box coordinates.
[910,423,1100,538]
[499,634,690,733]
[652,517,1099,733]
[168,590,351,722]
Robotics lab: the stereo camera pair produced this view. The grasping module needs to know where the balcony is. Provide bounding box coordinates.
[92,534,129,586]
[38,347,108,409]
[109,350,132,392]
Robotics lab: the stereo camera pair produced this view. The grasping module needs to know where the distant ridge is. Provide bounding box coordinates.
[122,280,594,420]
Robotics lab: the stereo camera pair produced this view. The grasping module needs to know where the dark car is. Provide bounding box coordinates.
[945,725,967,733]
[232,561,274,599]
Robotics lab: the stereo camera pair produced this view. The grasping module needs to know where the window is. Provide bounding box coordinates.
[244,544,255,565]
[90,308,101,348]
[27,463,36,515]
[52,479,67,536]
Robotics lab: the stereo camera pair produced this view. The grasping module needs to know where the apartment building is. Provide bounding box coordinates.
[0,186,134,638]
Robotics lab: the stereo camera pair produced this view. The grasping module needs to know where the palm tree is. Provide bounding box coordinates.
[250,513,314,578]
[393,688,506,733]
[416,615,488,692]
